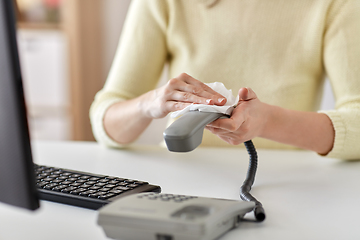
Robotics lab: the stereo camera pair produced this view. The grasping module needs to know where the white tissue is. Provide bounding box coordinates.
[171,82,239,118]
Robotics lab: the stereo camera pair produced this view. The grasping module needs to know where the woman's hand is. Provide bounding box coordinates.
[140,73,227,119]
[205,87,270,145]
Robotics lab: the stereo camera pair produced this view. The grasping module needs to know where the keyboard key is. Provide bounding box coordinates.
[60,181,73,185]
[95,183,106,187]
[89,194,99,198]
[114,186,130,191]
[61,172,72,176]
[43,177,54,182]
[51,179,63,183]
[105,176,116,180]
[98,179,109,183]
[85,181,97,185]
[44,183,58,190]
[70,183,82,187]
[89,177,100,181]
[37,181,49,187]
[61,186,77,193]
[36,166,45,170]
[36,176,44,180]
[53,185,67,191]
[70,188,86,195]
[109,190,123,194]
[75,179,87,183]
[99,193,115,200]
[117,182,128,186]
[67,177,78,181]
[79,175,91,180]
[70,174,81,178]
[80,190,97,196]
[38,173,49,177]
[108,180,119,184]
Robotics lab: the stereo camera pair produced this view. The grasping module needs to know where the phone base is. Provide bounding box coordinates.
[97,193,254,240]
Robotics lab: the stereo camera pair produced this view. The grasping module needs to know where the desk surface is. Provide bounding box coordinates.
[0,141,359,240]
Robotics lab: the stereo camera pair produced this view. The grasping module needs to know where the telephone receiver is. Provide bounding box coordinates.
[163,111,228,152]
[163,110,266,222]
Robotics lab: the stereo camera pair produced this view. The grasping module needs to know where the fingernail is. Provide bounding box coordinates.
[218,98,225,103]
[206,99,212,104]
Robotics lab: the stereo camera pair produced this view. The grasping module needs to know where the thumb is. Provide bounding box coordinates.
[238,87,257,101]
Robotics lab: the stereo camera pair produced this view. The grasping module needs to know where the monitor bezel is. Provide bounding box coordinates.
[0,0,40,210]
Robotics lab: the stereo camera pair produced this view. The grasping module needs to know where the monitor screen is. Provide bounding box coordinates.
[0,0,39,210]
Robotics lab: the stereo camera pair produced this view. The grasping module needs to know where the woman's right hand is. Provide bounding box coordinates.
[140,73,227,119]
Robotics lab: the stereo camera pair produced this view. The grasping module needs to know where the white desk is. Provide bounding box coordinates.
[1,141,359,240]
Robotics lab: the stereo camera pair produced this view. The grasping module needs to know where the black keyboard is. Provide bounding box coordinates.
[34,164,161,209]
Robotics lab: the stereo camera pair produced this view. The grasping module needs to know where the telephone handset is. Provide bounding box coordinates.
[163,111,225,152]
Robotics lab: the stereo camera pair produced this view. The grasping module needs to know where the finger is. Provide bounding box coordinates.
[207,116,245,132]
[217,135,239,145]
[183,84,227,105]
[164,100,193,112]
[205,126,232,140]
[175,73,227,105]
[167,77,218,104]
[172,90,214,104]
[205,125,230,134]
[238,87,257,101]
[181,73,224,96]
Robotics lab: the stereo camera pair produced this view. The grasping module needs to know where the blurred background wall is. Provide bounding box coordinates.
[14,0,335,145]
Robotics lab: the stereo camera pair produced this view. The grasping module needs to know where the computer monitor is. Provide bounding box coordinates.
[0,0,40,210]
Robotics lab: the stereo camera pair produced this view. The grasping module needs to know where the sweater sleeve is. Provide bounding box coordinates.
[89,0,168,147]
[320,0,360,160]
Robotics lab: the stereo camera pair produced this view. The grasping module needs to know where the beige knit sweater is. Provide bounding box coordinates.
[90,0,360,160]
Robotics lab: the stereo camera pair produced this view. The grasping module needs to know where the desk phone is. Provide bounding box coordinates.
[97,193,254,240]
[98,111,263,240]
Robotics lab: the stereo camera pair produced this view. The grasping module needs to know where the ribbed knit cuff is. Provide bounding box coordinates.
[317,110,346,159]
[90,98,126,148]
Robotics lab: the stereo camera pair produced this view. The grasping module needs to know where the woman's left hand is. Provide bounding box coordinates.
[205,87,270,145]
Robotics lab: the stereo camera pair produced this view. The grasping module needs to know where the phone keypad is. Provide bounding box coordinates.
[138,193,198,203]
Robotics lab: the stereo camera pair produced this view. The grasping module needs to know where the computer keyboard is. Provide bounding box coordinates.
[34,164,161,209]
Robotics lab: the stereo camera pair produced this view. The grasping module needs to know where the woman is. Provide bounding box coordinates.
[90,0,360,160]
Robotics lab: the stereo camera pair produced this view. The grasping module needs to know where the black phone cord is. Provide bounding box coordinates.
[240,140,266,222]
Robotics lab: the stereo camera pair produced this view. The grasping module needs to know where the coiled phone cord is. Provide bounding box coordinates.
[240,140,266,222]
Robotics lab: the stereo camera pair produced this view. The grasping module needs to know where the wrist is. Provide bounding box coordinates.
[137,91,152,119]
[258,102,276,139]
[138,90,165,120]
